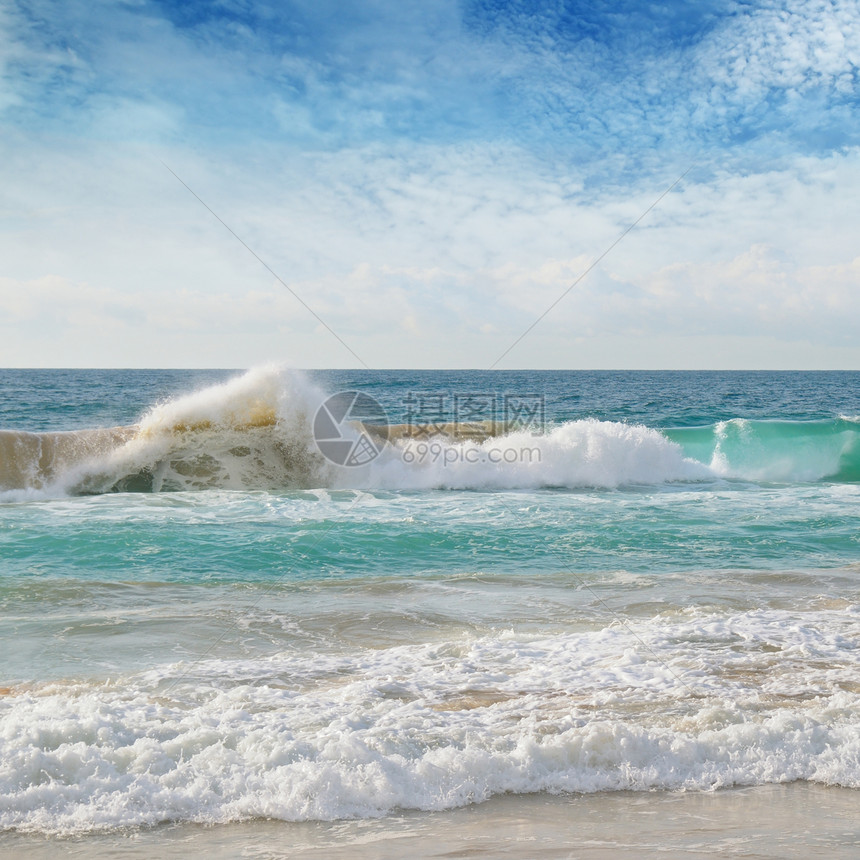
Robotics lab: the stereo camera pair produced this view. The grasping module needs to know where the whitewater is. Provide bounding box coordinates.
[0,367,859,854]
[3,365,860,499]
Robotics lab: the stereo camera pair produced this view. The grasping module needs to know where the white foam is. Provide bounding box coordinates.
[349,419,711,491]
[54,366,335,495]
[2,607,858,835]
[13,367,860,496]
[705,418,860,483]
[136,364,309,435]
[3,368,717,497]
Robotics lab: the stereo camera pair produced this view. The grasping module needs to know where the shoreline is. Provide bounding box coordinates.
[4,783,858,859]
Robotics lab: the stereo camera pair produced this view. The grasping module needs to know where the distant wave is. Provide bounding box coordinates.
[667,417,860,483]
[2,367,859,499]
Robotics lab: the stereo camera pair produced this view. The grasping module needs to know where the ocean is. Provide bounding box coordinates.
[1,367,859,857]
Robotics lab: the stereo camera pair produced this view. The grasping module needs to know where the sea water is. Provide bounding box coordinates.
[0,368,858,843]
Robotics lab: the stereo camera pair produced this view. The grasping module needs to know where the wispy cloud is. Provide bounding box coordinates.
[2,0,860,367]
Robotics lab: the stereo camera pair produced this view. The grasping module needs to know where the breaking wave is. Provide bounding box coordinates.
[2,366,859,499]
[0,367,334,498]
[1,605,858,834]
[667,417,860,483]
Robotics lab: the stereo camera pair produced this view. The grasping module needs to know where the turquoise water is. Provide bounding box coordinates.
[1,368,859,835]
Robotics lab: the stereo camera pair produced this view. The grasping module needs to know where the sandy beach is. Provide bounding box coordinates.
[4,784,858,859]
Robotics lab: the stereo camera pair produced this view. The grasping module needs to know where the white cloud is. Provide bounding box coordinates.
[4,228,860,370]
[3,1,860,368]
[640,246,860,341]
[4,133,860,367]
[700,0,860,99]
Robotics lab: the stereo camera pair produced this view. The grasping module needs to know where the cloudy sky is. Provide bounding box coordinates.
[2,0,859,368]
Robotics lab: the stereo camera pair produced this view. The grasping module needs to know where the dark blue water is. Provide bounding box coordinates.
[2,369,858,431]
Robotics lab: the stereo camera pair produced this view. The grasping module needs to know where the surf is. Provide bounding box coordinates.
[667,417,860,483]
[0,369,708,495]
[0,367,335,497]
[2,366,859,498]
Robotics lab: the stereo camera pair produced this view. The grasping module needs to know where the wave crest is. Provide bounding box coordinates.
[667,417,860,483]
[4,367,860,498]
[0,367,334,497]
[365,419,707,490]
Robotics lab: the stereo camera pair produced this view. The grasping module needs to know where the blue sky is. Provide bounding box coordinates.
[2,0,860,368]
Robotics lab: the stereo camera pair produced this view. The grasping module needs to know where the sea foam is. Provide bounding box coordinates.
[1,606,858,835]
[3,366,860,498]
[0,367,710,496]
[359,419,709,490]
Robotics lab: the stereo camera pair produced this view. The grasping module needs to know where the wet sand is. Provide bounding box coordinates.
[4,784,858,859]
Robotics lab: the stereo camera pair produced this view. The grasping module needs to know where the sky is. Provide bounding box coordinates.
[2,0,860,369]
